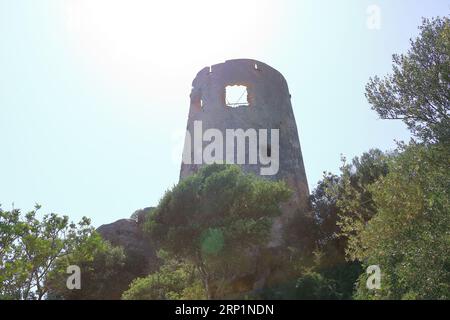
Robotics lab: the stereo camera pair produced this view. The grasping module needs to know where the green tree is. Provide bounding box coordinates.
[0,205,95,300]
[145,164,291,299]
[46,234,129,300]
[0,206,28,299]
[326,149,390,261]
[354,16,450,299]
[281,150,389,300]
[310,173,344,265]
[122,251,205,300]
[366,17,449,144]
[293,271,341,300]
[353,143,449,299]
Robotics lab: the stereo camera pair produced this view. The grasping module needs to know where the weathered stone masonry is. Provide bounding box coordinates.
[180,59,309,246]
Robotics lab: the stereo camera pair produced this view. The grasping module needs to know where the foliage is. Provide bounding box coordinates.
[353,143,450,299]
[46,234,129,300]
[323,149,390,261]
[122,251,205,300]
[366,17,450,144]
[258,150,390,301]
[319,262,362,300]
[350,16,450,299]
[145,164,292,299]
[310,173,345,266]
[0,205,95,300]
[259,258,361,300]
[293,271,342,300]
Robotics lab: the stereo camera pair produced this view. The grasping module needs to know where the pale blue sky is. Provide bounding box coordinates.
[1,0,448,226]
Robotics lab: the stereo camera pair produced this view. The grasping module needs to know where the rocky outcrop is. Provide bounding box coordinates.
[97,208,159,275]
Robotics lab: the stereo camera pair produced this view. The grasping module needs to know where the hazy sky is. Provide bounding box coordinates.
[1,0,448,227]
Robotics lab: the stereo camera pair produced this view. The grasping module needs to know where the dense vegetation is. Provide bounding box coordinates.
[124,164,292,299]
[1,16,448,300]
[0,205,115,299]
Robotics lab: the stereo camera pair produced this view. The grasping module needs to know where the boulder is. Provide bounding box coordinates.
[97,208,159,275]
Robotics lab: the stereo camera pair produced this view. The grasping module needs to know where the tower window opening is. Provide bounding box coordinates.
[225,85,249,108]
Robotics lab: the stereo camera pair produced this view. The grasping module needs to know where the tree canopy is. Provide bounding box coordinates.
[144,164,292,299]
[366,17,449,144]
[0,205,97,299]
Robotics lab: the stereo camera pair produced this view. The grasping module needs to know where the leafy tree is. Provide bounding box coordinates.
[122,251,205,300]
[0,206,28,300]
[353,143,449,299]
[353,16,450,299]
[46,234,129,300]
[366,17,449,144]
[310,173,345,265]
[276,150,388,300]
[0,205,95,299]
[258,253,361,300]
[324,149,390,261]
[293,271,341,300]
[318,261,361,300]
[145,164,291,299]
[261,149,392,300]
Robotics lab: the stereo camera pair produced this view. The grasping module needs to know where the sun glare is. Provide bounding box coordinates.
[64,0,280,94]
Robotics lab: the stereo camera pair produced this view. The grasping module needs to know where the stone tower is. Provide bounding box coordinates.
[180,59,309,245]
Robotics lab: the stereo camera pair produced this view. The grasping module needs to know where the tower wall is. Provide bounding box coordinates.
[180,59,309,245]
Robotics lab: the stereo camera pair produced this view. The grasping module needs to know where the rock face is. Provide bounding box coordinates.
[180,59,310,246]
[97,208,159,274]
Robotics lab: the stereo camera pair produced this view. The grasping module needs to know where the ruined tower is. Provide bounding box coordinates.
[180,59,309,245]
